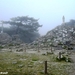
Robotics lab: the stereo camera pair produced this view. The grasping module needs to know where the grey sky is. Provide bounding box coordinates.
[0,0,75,35]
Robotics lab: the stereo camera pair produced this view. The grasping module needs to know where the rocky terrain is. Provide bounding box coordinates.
[0,33,12,44]
[0,20,75,75]
[31,20,75,51]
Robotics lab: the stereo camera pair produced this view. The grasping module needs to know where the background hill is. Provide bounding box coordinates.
[32,19,75,46]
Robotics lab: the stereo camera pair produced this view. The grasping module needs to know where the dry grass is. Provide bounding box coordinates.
[0,51,73,75]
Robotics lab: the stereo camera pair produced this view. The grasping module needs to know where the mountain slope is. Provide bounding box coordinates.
[32,19,75,45]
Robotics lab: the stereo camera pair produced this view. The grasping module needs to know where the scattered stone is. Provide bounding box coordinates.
[18,64,24,68]
[39,61,43,64]
[12,61,17,64]
[28,65,33,68]
[19,58,27,61]
[57,54,63,59]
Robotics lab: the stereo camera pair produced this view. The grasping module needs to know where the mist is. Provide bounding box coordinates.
[0,0,75,35]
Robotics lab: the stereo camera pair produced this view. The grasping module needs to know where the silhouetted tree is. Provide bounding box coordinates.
[3,16,42,43]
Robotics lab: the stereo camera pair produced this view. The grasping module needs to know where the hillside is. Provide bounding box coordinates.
[46,19,75,43]
[32,19,75,48]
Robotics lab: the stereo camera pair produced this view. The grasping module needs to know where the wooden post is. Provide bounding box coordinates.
[59,52,61,60]
[24,44,26,52]
[45,61,47,74]
[25,47,26,52]
[38,43,40,52]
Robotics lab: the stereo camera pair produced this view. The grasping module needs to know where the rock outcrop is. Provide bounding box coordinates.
[31,20,75,49]
[0,33,12,44]
[0,33,23,44]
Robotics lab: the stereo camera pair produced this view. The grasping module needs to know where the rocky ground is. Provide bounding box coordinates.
[0,45,75,75]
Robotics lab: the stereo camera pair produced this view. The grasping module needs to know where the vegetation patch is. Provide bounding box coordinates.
[56,55,72,62]
[32,58,39,61]
[0,52,73,75]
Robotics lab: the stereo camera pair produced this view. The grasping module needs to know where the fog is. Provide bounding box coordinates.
[0,0,75,35]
